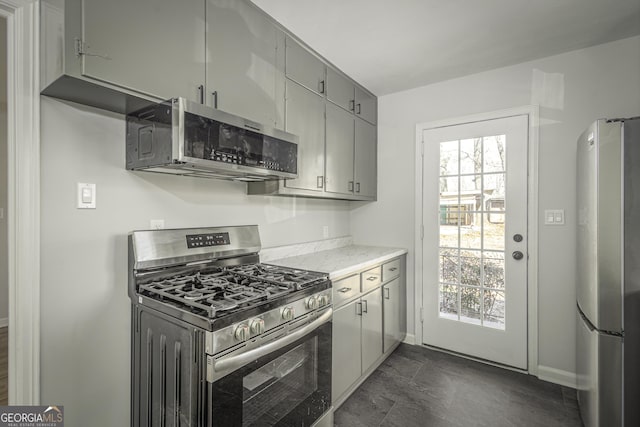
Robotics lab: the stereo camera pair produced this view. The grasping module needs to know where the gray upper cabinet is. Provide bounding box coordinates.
[283,81,325,192]
[325,103,355,195]
[326,67,355,112]
[355,86,377,125]
[354,118,377,198]
[285,36,326,96]
[82,0,205,103]
[206,0,284,128]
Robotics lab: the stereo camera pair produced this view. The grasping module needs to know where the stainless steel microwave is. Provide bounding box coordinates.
[126,98,298,181]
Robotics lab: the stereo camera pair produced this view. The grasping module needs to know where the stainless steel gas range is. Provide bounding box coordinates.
[128,226,333,427]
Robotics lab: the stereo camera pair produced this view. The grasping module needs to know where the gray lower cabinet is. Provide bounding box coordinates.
[283,81,326,192]
[332,288,383,403]
[361,288,384,370]
[332,300,363,402]
[383,278,402,353]
[205,0,284,128]
[331,255,406,407]
[82,0,205,103]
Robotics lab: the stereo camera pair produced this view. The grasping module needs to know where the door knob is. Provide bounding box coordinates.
[512,251,524,260]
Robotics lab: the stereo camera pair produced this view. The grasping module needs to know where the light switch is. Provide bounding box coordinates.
[544,209,564,225]
[77,183,96,209]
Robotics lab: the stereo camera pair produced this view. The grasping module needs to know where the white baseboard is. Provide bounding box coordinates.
[0,318,8,328]
[537,365,577,388]
[403,333,416,345]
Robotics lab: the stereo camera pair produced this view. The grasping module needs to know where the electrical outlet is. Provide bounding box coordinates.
[150,219,165,230]
[322,225,329,238]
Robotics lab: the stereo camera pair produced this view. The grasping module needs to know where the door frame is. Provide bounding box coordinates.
[414,106,539,374]
[1,0,40,404]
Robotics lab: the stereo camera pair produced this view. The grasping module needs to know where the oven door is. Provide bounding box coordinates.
[207,308,332,427]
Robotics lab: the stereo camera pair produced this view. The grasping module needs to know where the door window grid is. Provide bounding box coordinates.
[438,136,506,329]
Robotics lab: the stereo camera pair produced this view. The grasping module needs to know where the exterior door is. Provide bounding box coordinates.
[421,115,528,369]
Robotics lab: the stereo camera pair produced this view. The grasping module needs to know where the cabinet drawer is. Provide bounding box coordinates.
[382,259,401,282]
[361,266,381,292]
[332,275,360,307]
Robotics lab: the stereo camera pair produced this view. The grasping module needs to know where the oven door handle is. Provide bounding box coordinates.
[211,308,333,378]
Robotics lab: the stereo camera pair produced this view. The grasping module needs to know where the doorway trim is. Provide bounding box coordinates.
[414,106,539,375]
[1,0,40,404]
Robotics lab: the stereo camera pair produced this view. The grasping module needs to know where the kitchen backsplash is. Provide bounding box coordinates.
[260,236,353,262]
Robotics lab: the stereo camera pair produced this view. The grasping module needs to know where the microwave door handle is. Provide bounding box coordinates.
[211,307,332,379]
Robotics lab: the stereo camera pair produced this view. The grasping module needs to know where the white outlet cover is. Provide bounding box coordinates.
[150,219,165,230]
[77,183,96,209]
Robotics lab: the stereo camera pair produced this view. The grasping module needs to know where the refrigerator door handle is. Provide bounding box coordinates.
[578,304,596,332]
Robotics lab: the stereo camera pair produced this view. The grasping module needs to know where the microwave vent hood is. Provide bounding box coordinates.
[126,98,298,181]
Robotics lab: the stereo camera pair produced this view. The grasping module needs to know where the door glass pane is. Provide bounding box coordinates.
[483,135,506,173]
[483,290,505,329]
[460,286,482,325]
[483,215,504,251]
[438,136,508,330]
[483,252,505,290]
[460,138,481,174]
[440,140,459,175]
[439,249,458,283]
[439,284,459,319]
[460,250,481,286]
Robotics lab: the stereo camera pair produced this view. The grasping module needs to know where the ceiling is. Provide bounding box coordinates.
[251,0,640,95]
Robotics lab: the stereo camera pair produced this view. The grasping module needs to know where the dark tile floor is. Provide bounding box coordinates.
[334,343,582,427]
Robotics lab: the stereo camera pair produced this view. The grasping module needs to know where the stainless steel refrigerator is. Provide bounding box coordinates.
[576,117,640,427]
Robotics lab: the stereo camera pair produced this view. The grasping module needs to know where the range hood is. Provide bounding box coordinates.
[126,98,298,181]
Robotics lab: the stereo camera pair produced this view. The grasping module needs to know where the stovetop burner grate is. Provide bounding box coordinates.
[138,264,327,319]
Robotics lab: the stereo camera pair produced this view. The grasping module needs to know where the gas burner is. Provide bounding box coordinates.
[207,299,238,312]
[183,290,204,301]
[138,262,328,321]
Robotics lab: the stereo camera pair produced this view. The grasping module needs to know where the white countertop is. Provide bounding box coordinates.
[267,245,407,279]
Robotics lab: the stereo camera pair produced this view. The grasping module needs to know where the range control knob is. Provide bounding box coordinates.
[234,324,250,342]
[317,295,330,307]
[250,319,265,335]
[306,296,318,310]
[281,307,295,321]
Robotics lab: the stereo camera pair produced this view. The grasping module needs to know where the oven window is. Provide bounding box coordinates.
[242,338,318,426]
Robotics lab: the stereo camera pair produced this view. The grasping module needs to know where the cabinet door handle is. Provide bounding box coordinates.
[356,302,362,316]
[212,91,218,109]
[362,300,368,313]
[384,288,390,299]
[349,100,355,111]
[355,182,361,193]
[348,181,354,192]
[319,80,325,94]
[389,267,398,272]
[338,287,352,293]
[317,176,324,188]
[356,103,361,114]
[366,276,376,281]
[198,85,204,104]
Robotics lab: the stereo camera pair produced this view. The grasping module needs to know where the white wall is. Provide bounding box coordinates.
[0,17,8,324]
[351,36,640,378]
[39,98,350,426]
